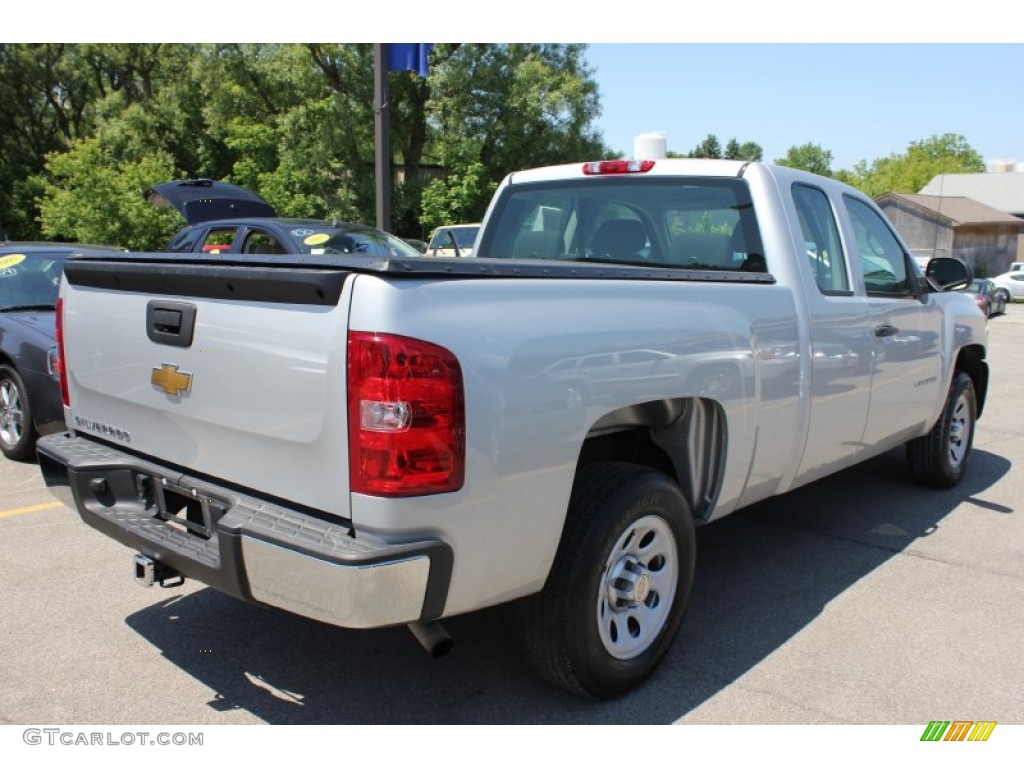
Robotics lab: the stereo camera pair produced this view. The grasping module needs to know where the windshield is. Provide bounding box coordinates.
[0,252,65,310]
[452,227,479,247]
[282,225,423,257]
[476,177,765,271]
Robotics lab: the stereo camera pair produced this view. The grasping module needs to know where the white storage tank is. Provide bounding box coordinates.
[633,132,667,160]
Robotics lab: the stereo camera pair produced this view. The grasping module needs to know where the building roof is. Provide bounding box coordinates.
[878,193,1024,227]
[919,173,1024,216]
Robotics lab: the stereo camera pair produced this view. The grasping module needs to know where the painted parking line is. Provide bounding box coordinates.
[0,501,63,519]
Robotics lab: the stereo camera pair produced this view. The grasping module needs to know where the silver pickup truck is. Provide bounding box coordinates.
[37,159,987,699]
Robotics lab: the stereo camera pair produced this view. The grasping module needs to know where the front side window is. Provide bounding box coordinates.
[844,196,912,296]
[793,184,849,294]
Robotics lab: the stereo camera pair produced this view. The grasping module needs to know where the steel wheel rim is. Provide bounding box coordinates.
[597,514,678,660]
[0,378,24,447]
[948,392,971,470]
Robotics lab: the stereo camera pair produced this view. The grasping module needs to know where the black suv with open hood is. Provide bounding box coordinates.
[146,179,422,258]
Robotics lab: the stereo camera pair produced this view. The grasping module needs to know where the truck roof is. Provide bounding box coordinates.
[501,158,851,193]
[504,158,754,185]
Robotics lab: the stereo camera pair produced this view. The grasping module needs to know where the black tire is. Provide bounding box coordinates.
[517,461,696,699]
[906,371,976,488]
[0,364,37,461]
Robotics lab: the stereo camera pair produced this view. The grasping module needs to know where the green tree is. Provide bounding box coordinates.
[38,136,179,249]
[725,139,763,161]
[776,143,834,176]
[688,135,761,161]
[841,133,985,197]
[689,134,722,159]
[29,44,234,248]
[0,43,104,238]
[17,43,609,244]
[422,44,608,229]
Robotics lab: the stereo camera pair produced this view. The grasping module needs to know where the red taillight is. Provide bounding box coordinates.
[55,297,70,407]
[347,332,465,497]
[582,159,656,175]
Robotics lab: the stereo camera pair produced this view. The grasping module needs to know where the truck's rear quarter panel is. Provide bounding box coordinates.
[347,273,803,614]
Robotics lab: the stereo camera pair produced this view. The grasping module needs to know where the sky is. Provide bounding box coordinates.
[585,43,1024,172]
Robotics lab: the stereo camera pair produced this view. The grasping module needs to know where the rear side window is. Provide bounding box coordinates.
[844,196,912,296]
[242,230,287,255]
[477,177,765,271]
[792,184,849,294]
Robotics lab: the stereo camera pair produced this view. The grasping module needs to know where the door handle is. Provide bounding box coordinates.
[874,324,899,338]
[147,300,197,347]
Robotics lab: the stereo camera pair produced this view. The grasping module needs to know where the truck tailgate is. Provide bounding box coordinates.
[60,259,354,518]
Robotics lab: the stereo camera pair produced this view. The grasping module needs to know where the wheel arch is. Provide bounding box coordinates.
[576,397,727,522]
[955,344,988,419]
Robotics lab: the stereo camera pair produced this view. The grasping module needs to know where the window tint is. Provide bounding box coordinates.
[844,196,911,295]
[792,184,849,294]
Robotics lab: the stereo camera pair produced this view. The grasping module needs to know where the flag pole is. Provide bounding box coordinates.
[373,43,391,233]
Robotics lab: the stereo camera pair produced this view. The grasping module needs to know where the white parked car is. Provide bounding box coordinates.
[991,270,1024,300]
[427,223,481,257]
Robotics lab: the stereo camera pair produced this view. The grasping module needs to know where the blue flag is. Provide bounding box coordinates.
[387,43,433,77]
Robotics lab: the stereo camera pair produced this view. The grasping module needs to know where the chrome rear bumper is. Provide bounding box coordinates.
[36,433,452,628]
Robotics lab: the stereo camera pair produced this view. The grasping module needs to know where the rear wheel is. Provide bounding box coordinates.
[906,371,976,488]
[0,365,36,461]
[517,461,696,699]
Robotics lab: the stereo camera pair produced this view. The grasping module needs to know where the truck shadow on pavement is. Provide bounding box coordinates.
[124,446,1012,724]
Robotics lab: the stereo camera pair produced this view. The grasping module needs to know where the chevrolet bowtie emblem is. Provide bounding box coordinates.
[151,364,193,396]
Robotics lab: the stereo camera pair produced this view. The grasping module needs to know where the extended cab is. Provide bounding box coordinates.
[37,159,987,698]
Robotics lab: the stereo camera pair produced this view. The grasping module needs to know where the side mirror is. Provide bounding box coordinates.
[925,257,972,291]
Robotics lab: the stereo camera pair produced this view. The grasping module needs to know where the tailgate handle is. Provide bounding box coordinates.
[147,300,197,347]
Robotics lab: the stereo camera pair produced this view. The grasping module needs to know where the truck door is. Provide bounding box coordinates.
[843,195,944,449]
[790,184,875,485]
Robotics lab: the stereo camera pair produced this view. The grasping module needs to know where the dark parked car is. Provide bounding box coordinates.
[145,179,423,258]
[0,242,125,460]
[965,278,1006,318]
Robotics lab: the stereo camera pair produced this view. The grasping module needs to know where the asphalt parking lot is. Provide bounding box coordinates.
[1,306,1022,727]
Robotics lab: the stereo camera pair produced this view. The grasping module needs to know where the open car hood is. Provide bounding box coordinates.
[144,179,277,224]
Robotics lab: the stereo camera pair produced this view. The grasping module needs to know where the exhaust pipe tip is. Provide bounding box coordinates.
[408,620,453,659]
